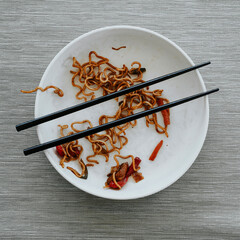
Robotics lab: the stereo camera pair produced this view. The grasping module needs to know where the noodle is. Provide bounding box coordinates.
[58,124,69,137]
[60,155,67,168]
[21,86,64,97]
[132,156,140,172]
[112,46,126,51]
[113,155,134,168]
[86,155,99,164]
[66,158,86,178]
[86,163,94,167]
[112,172,121,189]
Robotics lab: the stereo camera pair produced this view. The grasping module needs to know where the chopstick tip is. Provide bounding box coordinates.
[16,124,21,132]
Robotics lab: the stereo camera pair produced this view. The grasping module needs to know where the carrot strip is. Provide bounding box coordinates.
[149,140,163,161]
[157,98,170,126]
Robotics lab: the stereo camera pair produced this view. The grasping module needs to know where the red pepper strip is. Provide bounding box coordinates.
[109,177,129,189]
[157,98,170,126]
[56,145,64,157]
[69,148,80,157]
[126,157,141,177]
[149,140,163,161]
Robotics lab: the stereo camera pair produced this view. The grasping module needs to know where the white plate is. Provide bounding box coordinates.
[35,26,209,200]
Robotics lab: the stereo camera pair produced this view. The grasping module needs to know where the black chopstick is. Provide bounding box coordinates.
[23,88,219,156]
[16,61,210,132]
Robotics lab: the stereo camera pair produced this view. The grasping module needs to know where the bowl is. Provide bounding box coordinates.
[35,26,209,200]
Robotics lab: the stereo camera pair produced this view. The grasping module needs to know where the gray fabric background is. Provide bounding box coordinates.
[1,0,239,239]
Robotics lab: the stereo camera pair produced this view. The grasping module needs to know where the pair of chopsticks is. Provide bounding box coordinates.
[16,61,219,155]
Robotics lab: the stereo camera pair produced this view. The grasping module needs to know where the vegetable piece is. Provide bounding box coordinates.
[69,147,80,157]
[131,68,146,74]
[149,140,163,161]
[106,163,128,185]
[157,98,170,126]
[106,157,143,189]
[132,172,144,183]
[109,177,129,189]
[115,162,128,181]
[56,145,64,157]
[126,157,141,177]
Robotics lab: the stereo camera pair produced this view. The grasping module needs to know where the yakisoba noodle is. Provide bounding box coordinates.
[112,46,126,51]
[21,86,64,97]
[55,51,170,188]
[112,172,121,189]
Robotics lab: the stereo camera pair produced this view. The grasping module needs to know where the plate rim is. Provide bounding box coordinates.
[35,25,209,200]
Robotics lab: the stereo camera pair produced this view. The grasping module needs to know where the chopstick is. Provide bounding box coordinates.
[16,61,210,132]
[23,88,219,155]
